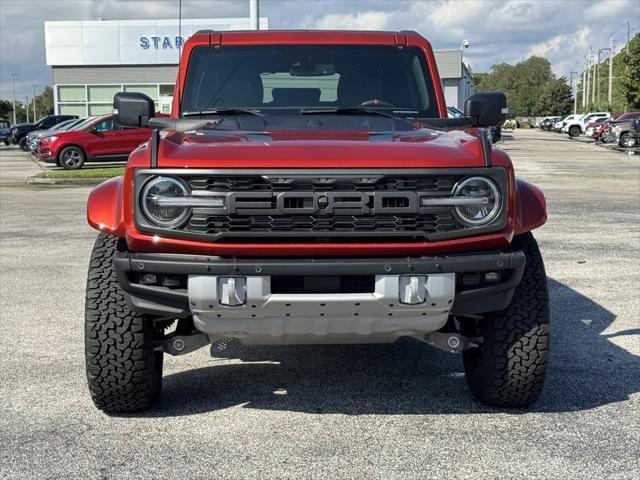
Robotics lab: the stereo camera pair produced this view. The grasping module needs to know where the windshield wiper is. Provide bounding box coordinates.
[182,108,264,117]
[300,107,403,120]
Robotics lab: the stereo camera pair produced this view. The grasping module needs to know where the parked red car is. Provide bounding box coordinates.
[38,114,153,169]
[592,119,611,142]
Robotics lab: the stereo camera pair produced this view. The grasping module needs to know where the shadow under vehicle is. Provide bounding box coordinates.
[130,279,637,417]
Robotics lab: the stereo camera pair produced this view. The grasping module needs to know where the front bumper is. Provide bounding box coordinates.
[37,146,55,159]
[114,250,525,343]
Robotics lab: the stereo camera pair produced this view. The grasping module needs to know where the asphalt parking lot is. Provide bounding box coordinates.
[0,129,639,479]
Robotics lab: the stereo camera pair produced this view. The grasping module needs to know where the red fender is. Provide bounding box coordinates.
[514,178,547,235]
[87,176,126,237]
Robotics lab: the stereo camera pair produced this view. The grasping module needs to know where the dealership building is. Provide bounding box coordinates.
[436,50,475,111]
[45,19,473,116]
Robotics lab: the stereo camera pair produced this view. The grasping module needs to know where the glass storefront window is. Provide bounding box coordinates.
[160,84,175,96]
[58,104,87,116]
[124,84,158,101]
[88,85,122,103]
[58,86,86,102]
[56,84,169,116]
[88,104,113,116]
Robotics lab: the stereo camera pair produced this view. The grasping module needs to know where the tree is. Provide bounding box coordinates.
[474,56,554,116]
[0,100,13,121]
[575,33,640,114]
[619,34,640,110]
[35,86,54,119]
[511,56,555,116]
[0,86,54,124]
[535,77,574,116]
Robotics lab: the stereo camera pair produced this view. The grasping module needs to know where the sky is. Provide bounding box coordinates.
[0,0,638,100]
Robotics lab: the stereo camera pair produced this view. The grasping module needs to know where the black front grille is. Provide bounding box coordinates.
[134,169,508,243]
[188,175,457,193]
[187,213,455,234]
[185,214,455,234]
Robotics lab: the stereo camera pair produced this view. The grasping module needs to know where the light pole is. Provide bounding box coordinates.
[608,34,613,105]
[591,51,596,105]
[250,0,259,30]
[25,96,29,123]
[10,73,18,125]
[597,48,611,109]
[585,55,591,109]
[32,85,38,120]
[581,67,586,108]
[570,71,578,114]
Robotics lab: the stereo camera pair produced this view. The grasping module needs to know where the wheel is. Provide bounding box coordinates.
[85,234,163,413]
[18,137,28,150]
[3,140,9,146]
[620,132,636,148]
[59,146,85,169]
[462,232,550,407]
[568,126,581,137]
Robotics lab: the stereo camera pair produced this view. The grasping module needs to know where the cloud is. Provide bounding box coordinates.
[309,11,393,30]
[527,26,592,78]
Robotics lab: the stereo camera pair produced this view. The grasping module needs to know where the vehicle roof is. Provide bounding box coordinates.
[184,29,430,47]
[195,28,419,36]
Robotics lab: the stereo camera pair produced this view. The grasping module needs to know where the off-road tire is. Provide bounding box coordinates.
[462,232,550,407]
[85,234,163,413]
[568,125,581,137]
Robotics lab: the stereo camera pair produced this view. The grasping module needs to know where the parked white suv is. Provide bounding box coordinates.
[554,114,581,132]
[563,112,610,137]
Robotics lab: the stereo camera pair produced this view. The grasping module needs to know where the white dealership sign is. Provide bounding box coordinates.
[45,18,268,66]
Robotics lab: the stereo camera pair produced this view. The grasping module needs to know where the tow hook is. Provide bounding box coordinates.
[423,332,481,353]
[160,332,210,356]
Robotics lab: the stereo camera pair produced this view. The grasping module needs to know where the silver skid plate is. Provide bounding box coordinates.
[188,274,455,345]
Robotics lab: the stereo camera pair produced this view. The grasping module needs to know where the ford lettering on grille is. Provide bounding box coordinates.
[222,191,418,215]
[132,169,508,242]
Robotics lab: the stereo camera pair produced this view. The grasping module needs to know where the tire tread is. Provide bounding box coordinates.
[84,234,161,412]
[464,232,550,407]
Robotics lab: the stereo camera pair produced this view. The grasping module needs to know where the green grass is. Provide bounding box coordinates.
[35,167,125,179]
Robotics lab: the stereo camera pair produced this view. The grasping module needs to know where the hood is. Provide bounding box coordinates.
[28,129,50,136]
[157,128,486,168]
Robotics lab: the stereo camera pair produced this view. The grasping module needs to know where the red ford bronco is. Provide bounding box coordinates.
[85,30,549,413]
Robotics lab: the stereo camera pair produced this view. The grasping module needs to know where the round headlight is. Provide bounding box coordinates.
[453,176,501,226]
[141,176,190,228]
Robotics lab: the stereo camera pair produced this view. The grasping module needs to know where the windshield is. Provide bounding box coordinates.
[71,117,97,130]
[181,45,439,121]
[52,119,78,130]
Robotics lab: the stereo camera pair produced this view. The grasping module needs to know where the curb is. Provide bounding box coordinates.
[27,176,109,186]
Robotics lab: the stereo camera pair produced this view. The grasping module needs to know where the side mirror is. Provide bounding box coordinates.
[464,92,508,128]
[113,92,155,128]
